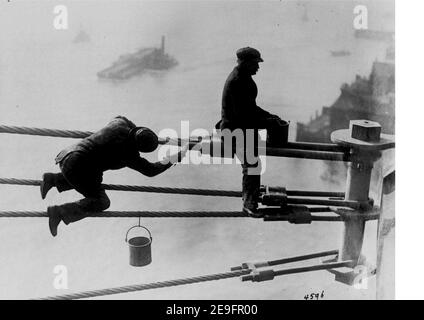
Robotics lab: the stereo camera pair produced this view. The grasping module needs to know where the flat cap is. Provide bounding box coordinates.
[236,47,264,62]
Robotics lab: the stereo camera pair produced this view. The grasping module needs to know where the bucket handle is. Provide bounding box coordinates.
[125,219,152,243]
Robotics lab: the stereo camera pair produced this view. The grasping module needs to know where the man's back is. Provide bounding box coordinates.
[221,66,268,130]
[56,116,140,171]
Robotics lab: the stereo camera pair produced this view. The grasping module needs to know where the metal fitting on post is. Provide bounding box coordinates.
[358,198,374,212]
[350,120,381,142]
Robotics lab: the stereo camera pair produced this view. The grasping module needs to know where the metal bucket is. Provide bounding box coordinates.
[125,224,152,267]
[267,119,289,147]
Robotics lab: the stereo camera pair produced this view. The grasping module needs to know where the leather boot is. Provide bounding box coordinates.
[40,173,56,200]
[242,173,263,218]
[47,206,62,237]
[47,202,88,237]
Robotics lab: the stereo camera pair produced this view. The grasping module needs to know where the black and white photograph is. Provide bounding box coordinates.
[0,0,397,303]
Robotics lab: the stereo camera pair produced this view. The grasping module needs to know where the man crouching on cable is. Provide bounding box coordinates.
[40,116,189,237]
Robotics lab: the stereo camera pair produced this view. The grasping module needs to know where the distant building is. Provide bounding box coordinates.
[296,60,395,142]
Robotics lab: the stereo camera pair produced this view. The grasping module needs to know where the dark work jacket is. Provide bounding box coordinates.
[55,116,171,177]
[220,66,271,131]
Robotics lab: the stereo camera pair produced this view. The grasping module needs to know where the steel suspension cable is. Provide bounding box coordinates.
[0,210,247,218]
[0,178,346,198]
[37,269,251,300]
[0,124,351,161]
[0,210,345,221]
[0,125,188,145]
[0,178,242,197]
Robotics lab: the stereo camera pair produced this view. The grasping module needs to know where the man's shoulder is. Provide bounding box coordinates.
[227,67,241,79]
[91,116,135,141]
[225,68,243,88]
[107,116,137,129]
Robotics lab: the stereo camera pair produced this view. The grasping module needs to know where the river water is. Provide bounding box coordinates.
[0,0,394,299]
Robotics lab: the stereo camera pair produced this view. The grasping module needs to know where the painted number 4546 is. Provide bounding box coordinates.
[304,290,324,300]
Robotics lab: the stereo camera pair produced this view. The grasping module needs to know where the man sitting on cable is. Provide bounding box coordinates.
[217,47,285,217]
[40,115,189,237]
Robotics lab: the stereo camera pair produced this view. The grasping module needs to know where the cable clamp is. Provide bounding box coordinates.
[260,185,287,207]
[241,269,275,282]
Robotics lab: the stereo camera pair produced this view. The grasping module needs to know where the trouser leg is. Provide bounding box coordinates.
[242,174,260,208]
[58,190,111,225]
[241,129,261,210]
[51,172,74,192]
[258,117,288,147]
[242,161,261,209]
[53,152,109,225]
[41,172,73,199]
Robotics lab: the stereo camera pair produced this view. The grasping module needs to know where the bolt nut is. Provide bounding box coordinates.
[350,120,381,142]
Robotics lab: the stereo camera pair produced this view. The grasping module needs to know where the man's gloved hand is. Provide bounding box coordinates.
[176,143,190,163]
[267,114,282,121]
[160,142,190,165]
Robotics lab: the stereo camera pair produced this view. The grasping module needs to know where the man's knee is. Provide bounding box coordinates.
[78,192,110,212]
[100,196,111,211]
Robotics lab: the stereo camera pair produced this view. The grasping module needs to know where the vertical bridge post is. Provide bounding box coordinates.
[331,120,395,266]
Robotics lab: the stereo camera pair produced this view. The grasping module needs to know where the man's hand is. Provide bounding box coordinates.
[176,142,190,163]
[160,143,190,165]
[267,114,281,121]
